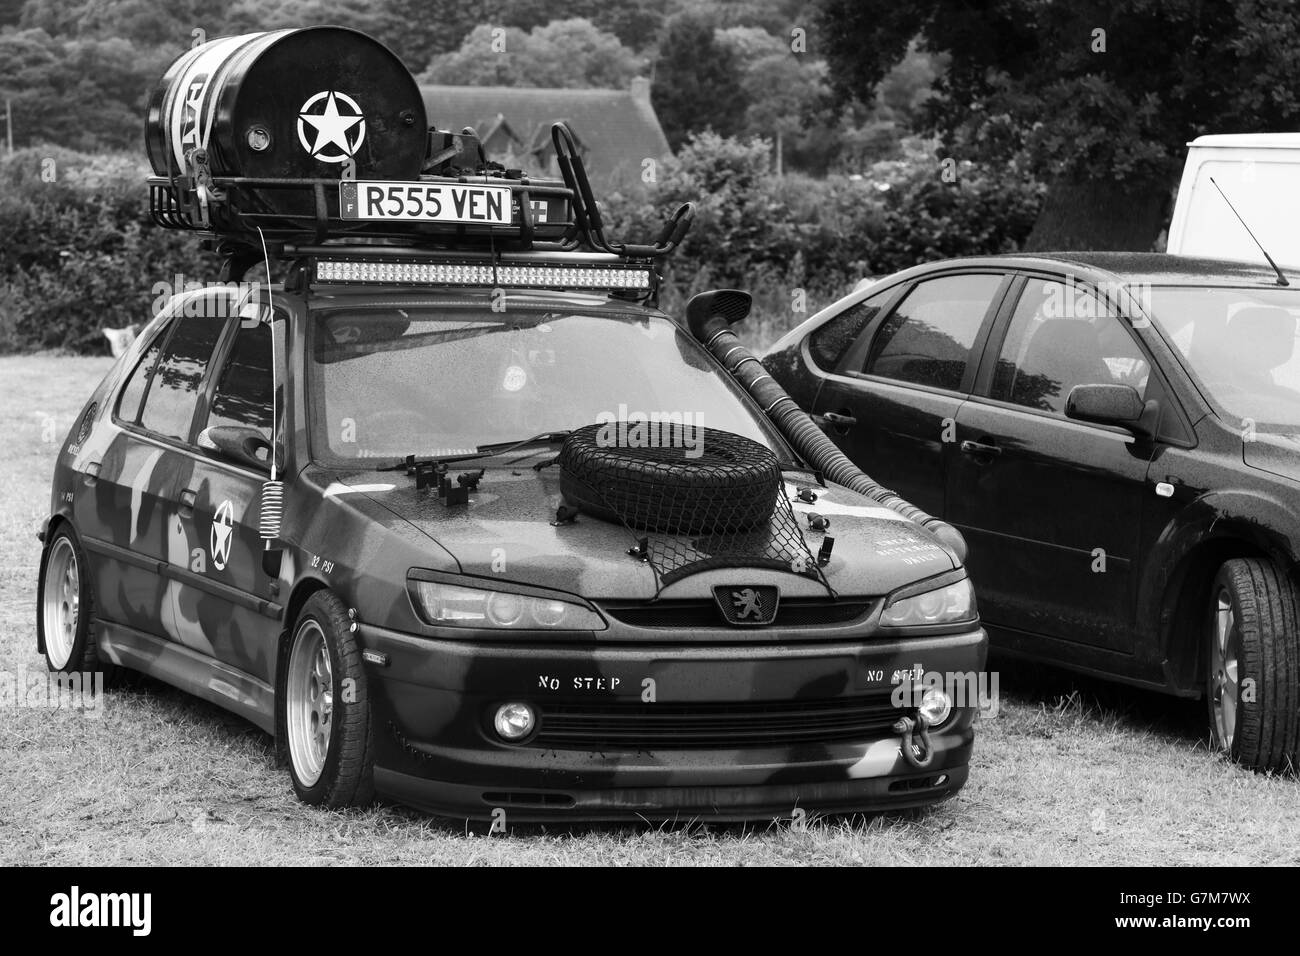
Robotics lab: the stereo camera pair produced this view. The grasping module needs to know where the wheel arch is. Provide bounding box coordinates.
[1157,531,1279,694]
[273,574,335,747]
[35,512,77,656]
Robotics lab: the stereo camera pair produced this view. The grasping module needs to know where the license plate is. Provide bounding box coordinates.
[339,181,513,225]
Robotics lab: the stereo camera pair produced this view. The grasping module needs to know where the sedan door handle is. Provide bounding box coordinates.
[177,488,197,518]
[960,440,1001,458]
[811,411,858,429]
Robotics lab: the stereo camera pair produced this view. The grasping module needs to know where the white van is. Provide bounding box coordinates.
[1166,133,1300,268]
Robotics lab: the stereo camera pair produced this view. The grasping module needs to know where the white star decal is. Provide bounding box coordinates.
[211,499,235,571]
[296,91,366,163]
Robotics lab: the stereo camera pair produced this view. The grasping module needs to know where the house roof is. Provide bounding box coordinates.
[420,82,671,193]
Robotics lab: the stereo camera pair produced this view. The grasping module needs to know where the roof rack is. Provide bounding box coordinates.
[150,121,692,272]
[144,26,693,298]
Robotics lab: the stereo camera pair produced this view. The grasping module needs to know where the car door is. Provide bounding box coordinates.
[167,303,282,686]
[811,271,1011,516]
[946,273,1159,652]
[79,295,227,637]
[76,321,172,636]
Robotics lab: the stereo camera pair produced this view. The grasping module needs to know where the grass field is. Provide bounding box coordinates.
[1,354,1297,866]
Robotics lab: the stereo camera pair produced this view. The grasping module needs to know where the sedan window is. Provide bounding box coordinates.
[808,290,889,371]
[307,306,789,466]
[115,332,164,425]
[138,299,229,441]
[862,273,1002,391]
[206,321,273,442]
[1148,287,1300,429]
[992,278,1150,415]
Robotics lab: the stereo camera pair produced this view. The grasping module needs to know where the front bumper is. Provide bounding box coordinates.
[358,622,987,822]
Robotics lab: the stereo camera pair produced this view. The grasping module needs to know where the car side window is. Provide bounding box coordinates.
[138,300,229,441]
[808,290,889,371]
[115,332,165,425]
[862,273,1003,391]
[205,320,274,442]
[991,278,1151,416]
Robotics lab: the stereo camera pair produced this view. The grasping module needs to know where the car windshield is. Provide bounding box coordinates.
[306,304,788,465]
[1147,286,1300,429]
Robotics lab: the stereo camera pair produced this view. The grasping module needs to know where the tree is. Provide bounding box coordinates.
[0,29,173,150]
[707,0,809,32]
[651,11,750,148]
[378,0,507,68]
[219,0,393,40]
[814,0,1300,251]
[739,52,829,173]
[420,18,643,88]
[522,18,646,87]
[18,0,209,46]
[0,0,25,25]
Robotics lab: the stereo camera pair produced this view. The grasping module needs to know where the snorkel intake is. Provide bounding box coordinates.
[686,289,969,563]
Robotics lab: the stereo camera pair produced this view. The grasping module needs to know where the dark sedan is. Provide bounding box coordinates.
[764,253,1300,772]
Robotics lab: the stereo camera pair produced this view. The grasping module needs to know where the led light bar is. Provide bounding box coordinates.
[314,259,653,290]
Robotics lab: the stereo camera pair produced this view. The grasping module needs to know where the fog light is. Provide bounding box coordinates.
[919,688,952,726]
[494,702,535,740]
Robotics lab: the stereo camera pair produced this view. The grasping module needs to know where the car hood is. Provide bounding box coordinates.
[312,465,957,601]
[1243,431,1300,484]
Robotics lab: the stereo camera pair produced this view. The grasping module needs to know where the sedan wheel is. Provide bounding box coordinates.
[1206,559,1300,772]
[41,537,80,670]
[37,526,117,681]
[287,620,333,787]
[279,590,374,807]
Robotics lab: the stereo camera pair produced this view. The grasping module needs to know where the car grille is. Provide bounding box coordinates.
[532,696,904,750]
[600,598,874,629]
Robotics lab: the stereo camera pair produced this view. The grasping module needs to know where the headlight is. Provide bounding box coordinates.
[409,579,605,630]
[881,578,976,627]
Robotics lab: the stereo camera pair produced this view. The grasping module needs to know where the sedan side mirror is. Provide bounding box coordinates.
[1066,384,1148,430]
[197,425,271,473]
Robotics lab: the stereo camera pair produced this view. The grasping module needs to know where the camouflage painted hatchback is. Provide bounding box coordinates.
[37,25,989,822]
[39,275,995,820]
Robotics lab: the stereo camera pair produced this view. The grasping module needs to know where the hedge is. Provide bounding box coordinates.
[0,136,1042,354]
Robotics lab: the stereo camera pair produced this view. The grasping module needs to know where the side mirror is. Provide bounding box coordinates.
[1065,384,1147,429]
[197,425,271,472]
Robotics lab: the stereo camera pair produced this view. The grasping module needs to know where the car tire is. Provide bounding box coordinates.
[37,525,121,684]
[558,423,781,534]
[280,590,375,808]
[1206,558,1300,772]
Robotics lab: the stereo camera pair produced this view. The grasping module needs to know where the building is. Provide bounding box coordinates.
[420,77,671,194]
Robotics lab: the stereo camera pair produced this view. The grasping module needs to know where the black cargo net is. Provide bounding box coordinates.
[558,423,831,592]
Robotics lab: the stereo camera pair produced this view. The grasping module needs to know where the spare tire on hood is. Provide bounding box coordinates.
[558,423,781,535]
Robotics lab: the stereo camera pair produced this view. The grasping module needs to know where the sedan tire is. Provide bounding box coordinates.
[37,525,122,684]
[280,590,375,808]
[1207,558,1300,773]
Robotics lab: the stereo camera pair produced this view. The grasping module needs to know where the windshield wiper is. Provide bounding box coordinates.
[378,431,572,471]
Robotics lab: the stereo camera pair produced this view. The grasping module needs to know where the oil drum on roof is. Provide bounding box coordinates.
[145,26,427,182]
